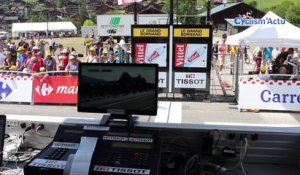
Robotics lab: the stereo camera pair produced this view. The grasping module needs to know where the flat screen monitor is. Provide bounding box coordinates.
[0,115,6,166]
[78,63,158,116]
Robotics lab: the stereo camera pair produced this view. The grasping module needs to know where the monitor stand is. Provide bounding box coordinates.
[100,114,137,128]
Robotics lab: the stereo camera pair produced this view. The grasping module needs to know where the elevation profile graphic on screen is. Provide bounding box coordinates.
[175,44,208,68]
[77,63,158,116]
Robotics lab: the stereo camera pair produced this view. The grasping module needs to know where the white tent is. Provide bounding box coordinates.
[226,11,300,47]
[12,22,77,38]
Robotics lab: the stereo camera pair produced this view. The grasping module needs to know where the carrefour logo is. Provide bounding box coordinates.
[110,17,121,25]
[0,81,12,100]
[35,83,78,96]
[35,83,53,96]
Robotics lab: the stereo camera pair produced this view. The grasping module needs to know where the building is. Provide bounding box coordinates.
[95,4,118,15]
[199,2,265,32]
[63,0,80,15]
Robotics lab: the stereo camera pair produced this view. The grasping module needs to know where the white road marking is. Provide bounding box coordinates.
[154,102,170,123]
[168,102,182,123]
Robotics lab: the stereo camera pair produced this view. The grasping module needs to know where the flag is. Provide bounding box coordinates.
[118,0,142,5]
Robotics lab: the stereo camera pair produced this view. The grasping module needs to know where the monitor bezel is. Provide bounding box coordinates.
[77,63,159,116]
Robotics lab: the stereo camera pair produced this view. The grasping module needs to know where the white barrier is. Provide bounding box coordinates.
[0,76,33,103]
[238,75,300,111]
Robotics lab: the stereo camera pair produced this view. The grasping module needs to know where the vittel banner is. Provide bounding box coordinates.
[135,43,167,67]
[132,25,169,92]
[174,43,208,68]
[173,25,212,93]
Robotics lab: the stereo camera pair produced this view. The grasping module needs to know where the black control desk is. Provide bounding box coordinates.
[23,120,300,175]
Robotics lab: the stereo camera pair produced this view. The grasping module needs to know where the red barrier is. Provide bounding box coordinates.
[33,76,78,104]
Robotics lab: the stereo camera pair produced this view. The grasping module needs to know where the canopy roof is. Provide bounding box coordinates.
[226,11,300,47]
[12,22,77,33]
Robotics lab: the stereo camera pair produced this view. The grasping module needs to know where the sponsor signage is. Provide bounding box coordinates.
[94,166,150,175]
[174,44,208,68]
[83,125,110,131]
[174,28,210,37]
[239,79,300,111]
[159,72,167,88]
[174,72,206,89]
[33,76,78,104]
[173,25,212,92]
[138,14,168,25]
[29,159,66,169]
[133,28,168,37]
[233,17,286,26]
[0,76,33,103]
[51,142,79,149]
[97,15,134,36]
[135,43,167,67]
[103,136,153,143]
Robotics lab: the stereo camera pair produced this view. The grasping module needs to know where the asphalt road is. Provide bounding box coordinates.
[1,101,300,126]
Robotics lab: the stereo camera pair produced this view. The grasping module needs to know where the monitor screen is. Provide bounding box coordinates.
[78,63,158,116]
[0,115,6,166]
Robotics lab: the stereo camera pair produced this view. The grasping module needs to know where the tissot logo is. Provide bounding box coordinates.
[186,74,195,78]
[35,83,53,96]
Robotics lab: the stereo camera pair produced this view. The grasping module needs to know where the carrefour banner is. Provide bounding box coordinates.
[239,78,300,111]
[33,76,78,104]
[0,76,33,103]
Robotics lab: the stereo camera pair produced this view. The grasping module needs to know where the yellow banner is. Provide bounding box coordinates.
[133,28,168,37]
[174,28,210,37]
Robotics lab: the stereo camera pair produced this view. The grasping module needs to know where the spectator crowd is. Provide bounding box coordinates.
[0,34,131,76]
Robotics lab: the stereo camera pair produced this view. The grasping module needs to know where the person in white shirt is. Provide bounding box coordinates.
[86,47,98,63]
[0,52,5,68]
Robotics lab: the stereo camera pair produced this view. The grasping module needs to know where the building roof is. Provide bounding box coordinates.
[199,2,242,17]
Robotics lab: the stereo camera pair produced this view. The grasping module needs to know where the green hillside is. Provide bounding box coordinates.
[244,0,300,10]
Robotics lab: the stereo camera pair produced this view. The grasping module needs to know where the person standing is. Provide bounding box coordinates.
[65,55,80,76]
[86,47,98,63]
[263,47,273,72]
[218,37,227,74]
[43,51,56,72]
[48,36,55,55]
[84,35,91,55]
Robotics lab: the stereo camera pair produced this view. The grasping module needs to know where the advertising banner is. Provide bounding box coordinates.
[97,15,134,36]
[138,14,169,25]
[174,44,208,68]
[174,72,206,89]
[173,25,212,93]
[33,76,78,104]
[159,72,167,88]
[132,25,170,92]
[239,79,300,111]
[0,76,33,103]
[135,43,167,67]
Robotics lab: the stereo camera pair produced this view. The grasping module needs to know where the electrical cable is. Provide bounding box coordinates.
[226,137,248,175]
[35,125,54,138]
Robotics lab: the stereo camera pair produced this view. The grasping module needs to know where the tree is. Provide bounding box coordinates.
[163,0,200,25]
[83,19,95,26]
[89,12,97,24]
[55,0,62,8]
[79,2,89,27]
[248,1,257,8]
